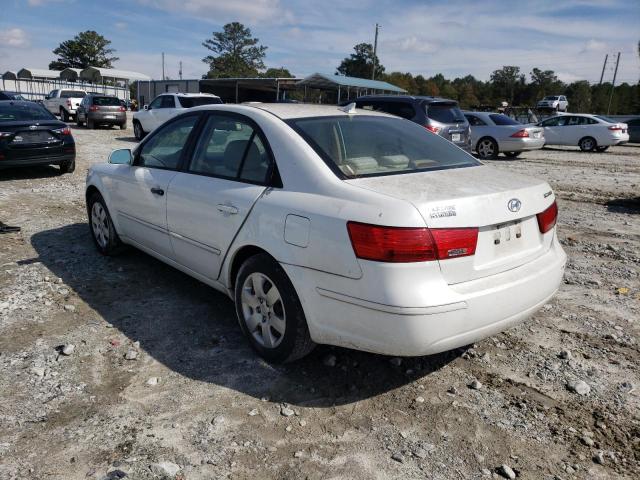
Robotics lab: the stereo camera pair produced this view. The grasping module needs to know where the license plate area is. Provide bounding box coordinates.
[104,115,116,119]
[533,132,541,139]
[451,133,461,142]
[11,131,57,144]
[492,220,523,246]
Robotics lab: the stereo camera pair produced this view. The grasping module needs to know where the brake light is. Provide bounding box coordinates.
[536,201,558,234]
[0,132,13,139]
[89,105,99,112]
[346,222,478,263]
[608,125,622,131]
[119,106,126,112]
[510,129,529,138]
[425,125,441,134]
[53,127,71,135]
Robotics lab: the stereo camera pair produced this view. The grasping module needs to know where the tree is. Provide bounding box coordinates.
[262,67,293,78]
[337,43,384,79]
[202,22,267,78]
[565,81,591,113]
[49,31,118,70]
[490,66,523,104]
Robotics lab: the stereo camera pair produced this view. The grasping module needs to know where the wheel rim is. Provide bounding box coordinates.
[240,272,286,349]
[478,140,495,157]
[582,138,594,150]
[91,202,109,249]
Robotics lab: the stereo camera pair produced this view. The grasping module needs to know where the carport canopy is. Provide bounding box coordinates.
[298,72,407,101]
[17,68,61,80]
[59,68,82,82]
[80,67,151,84]
[2,71,17,80]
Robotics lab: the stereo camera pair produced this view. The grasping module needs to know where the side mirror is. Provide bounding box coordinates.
[109,149,133,165]
[144,105,149,110]
[44,95,50,100]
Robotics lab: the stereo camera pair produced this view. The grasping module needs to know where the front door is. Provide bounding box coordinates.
[166,113,274,280]
[110,114,200,259]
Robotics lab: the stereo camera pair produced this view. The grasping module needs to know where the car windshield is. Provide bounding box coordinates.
[60,91,86,98]
[92,96,121,106]
[288,115,480,179]
[489,114,521,126]
[594,115,615,123]
[178,96,223,108]
[0,102,56,122]
[544,96,559,100]
[426,102,465,124]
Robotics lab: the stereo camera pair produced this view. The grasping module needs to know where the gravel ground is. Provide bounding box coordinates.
[0,114,638,480]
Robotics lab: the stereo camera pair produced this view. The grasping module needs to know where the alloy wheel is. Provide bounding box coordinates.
[240,272,286,349]
[581,138,594,151]
[478,139,495,158]
[91,202,109,249]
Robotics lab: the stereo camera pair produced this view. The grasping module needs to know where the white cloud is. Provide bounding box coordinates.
[0,28,30,48]
[115,22,128,30]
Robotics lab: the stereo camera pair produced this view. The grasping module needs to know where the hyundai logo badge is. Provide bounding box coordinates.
[508,198,522,212]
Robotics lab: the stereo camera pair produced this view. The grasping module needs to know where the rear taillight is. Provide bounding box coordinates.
[425,125,441,134]
[510,129,529,138]
[89,105,99,112]
[536,201,558,234]
[608,125,622,131]
[346,222,478,263]
[119,106,126,112]
[53,127,71,135]
[0,132,13,139]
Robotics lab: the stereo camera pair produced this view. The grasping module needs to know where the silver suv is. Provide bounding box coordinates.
[350,95,471,152]
[537,95,568,112]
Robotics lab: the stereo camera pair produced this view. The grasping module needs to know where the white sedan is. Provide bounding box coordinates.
[132,92,222,140]
[86,104,566,362]
[538,113,629,152]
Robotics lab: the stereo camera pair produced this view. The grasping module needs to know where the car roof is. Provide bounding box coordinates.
[164,92,220,98]
[249,103,395,119]
[355,94,458,104]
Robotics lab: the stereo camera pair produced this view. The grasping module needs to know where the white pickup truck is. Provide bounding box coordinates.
[43,89,87,122]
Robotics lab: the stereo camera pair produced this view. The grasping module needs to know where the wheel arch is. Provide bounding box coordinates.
[227,245,274,291]
[476,135,498,152]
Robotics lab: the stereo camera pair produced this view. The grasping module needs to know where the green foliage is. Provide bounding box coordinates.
[337,43,385,79]
[49,31,118,70]
[262,67,293,78]
[202,22,267,78]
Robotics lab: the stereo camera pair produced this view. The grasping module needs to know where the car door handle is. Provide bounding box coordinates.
[217,204,238,215]
[150,187,164,196]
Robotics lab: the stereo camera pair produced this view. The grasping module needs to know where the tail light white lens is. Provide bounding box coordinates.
[53,127,71,135]
[537,201,558,234]
[425,125,441,134]
[510,129,530,138]
[347,222,478,263]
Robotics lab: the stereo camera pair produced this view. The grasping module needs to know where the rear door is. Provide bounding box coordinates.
[43,90,58,114]
[464,113,488,148]
[540,116,567,145]
[166,112,273,280]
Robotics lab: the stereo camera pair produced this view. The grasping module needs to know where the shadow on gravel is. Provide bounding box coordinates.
[115,137,138,143]
[0,165,62,180]
[31,223,460,407]
[606,197,640,214]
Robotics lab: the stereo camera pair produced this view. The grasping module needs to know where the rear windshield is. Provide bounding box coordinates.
[288,115,479,179]
[594,115,615,123]
[426,102,465,124]
[489,114,520,126]
[0,102,56,122]
[60,90,86,98]
[178,96,222,108]
[92,96,121,106]
[544,96,559,100]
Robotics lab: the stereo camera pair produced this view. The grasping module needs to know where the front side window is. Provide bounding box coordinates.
[489,114,520,126]
[189,115,272,183]
[541,117,568,127]
[148,96,163,109]
[426,102,465,124]
[288,115,479,179]
[160,96,176,108]
[138,115,199,169]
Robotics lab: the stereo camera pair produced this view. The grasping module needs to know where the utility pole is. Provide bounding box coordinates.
[607,52,620,115]
[372,23,380,80]
[179,61,183,80]
[599,54,608,85]
[162,52,165,80]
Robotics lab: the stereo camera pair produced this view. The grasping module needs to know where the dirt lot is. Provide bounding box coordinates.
[1,114,638,480]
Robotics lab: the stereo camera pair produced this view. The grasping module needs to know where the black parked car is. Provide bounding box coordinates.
[0,101,75,173]
[346,95,472,152]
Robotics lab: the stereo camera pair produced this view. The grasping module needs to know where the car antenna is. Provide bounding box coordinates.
[338,102,357,114]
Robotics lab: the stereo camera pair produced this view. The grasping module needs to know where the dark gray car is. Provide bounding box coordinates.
[626,118,640,143]
[349,95,471,152]
[76,94,126,129]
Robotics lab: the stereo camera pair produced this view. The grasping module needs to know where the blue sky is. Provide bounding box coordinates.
[1,0,638,84]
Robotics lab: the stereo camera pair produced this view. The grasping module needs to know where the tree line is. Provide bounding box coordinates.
[47,26,639,115]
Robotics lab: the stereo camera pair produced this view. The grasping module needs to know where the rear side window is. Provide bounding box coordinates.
[60,90,86,98]
[92,96,121,106]
[357,101,415,120]
[288,115,479,179]
[465,114,486,126]
[426,103,465,124]
[178,96,223,108]
[489,114,520,126]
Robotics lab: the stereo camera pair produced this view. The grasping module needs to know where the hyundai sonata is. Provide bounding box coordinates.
[85,104,566,362]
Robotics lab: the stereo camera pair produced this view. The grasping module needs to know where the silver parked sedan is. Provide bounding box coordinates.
[464,112,545,159]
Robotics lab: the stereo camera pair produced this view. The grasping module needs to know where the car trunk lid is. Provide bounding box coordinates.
[346,165,556,284]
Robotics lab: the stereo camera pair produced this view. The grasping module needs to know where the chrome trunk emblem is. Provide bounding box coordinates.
[508,198,521,212]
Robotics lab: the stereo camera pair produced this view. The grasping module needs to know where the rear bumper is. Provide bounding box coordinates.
[500,137,545,152]
[282,234,566,356]
[88,113,126,124]
[0,152,75,168]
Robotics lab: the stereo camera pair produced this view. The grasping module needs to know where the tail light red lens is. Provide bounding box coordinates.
[89,105,99,112]
[536,201,558,234]
[510,129,530,138]
[425,125,441,134]
[119,106,126,112]
[347,222,478,263]
[608,125,622,131]
[53,127,71,135]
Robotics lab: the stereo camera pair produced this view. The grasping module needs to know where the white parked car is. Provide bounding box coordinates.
[132,93,222,140]
[86,104,566,362]
[464,112,545,159]
[538,113,629,152]
[537,95,568,112]
[43,88,87,122]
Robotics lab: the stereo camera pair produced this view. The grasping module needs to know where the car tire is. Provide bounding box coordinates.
[235,253,315,363]
[77,115,84,127]
[133,120,145,140]
[504,151,521,158]
[579,136,597,152]
[476,137,499,160]
[87,191,123,256]
[59,158,75,174]
[87,119,95,129]
[61,108,70,123]
[119,123,126,130]
[596,146,609,152]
